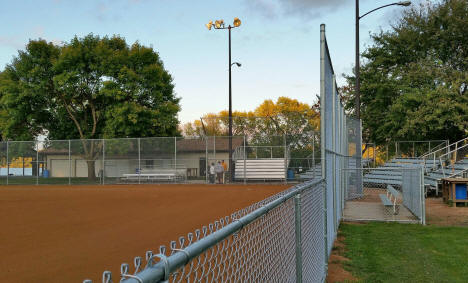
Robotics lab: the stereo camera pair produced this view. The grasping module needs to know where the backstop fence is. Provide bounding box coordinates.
[320,24,362,254]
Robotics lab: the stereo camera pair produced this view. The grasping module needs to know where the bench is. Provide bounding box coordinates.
[121,167,187,183]
[122,173,177,182]
[379,185,402,215]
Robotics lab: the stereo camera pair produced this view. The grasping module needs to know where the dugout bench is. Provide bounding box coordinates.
[379,185,402,215]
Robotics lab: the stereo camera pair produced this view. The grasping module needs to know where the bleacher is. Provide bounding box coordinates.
[363,158,439,187]
[364,156,468,192]
[299,158,372,180]
[121,167,187,183]
[234,159,287,181]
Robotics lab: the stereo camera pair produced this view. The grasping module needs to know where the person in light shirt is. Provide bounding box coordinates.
[209,163,215,184]
[215,161,224,184]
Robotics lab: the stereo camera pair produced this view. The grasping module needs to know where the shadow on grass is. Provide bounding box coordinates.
[339,222,468,283]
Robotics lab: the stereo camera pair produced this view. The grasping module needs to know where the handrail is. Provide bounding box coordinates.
[428,142,468,177]
[419,141,447,158]
[438,142,468,160]
[421,138,467,173]
[422,137,467,159]
[449,168,468,178]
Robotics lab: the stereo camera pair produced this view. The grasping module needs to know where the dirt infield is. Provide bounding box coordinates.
[0,184,290,283]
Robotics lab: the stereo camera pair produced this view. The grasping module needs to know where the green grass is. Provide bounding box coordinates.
[340,222,468,283]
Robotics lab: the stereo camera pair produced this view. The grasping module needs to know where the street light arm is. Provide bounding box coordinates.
[359,2,410,20]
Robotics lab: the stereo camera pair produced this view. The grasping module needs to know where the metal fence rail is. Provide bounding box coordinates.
[83,179,327,283]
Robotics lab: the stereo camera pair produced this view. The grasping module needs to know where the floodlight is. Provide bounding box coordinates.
[206,21,213,30]
[233,18,241,27]
[398,1,411,6]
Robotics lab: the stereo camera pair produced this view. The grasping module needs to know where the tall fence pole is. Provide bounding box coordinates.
[320,23,329,269]
[6,141,8,185]
[294,194,302,283]
[102,139,105,185]
[421,166,426,225]
[332,75,337,231]
[243,135,246,185]
[69,140,71,185]
[284,134,287,184]
[36,143,39,185]
[138,138,141,184]
[174,137,177,183]
[313,133,316,179]
[205,137,208,183]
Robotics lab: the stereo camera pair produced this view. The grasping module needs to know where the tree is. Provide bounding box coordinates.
[182,97,320,165]
[183,96,319,140]
[341,0,468,145]
[0,34,180,179]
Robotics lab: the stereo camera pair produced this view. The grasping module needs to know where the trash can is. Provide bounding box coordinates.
[287,169,295,180]
[455,184,467,200]
[43,169,49,178]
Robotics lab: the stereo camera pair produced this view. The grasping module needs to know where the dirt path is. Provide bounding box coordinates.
[0,184,289,283]
[425,197,468,226]
[326,234,357,283]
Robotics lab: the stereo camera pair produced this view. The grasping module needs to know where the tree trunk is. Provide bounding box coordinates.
[87,160,96,180]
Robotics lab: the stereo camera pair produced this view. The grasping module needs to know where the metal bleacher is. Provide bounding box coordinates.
[363,158,432,187]
[234,159,287,181]
[364,137,468,193]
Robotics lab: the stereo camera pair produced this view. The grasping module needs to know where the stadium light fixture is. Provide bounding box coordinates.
[206,18,242,183]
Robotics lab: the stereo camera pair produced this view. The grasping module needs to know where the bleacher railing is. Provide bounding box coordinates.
[422,137,468,174]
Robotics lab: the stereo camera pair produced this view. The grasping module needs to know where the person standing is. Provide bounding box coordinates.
[209,162,215,184]
[215,161,224,184]
[221,160,228,183]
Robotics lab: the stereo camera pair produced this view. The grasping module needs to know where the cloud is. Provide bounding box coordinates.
[246,0,281,19]
[245,0,354,20]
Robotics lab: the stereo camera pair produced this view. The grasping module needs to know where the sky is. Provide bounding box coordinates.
[0,0,426,124]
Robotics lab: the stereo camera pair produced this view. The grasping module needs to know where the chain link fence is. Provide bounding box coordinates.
[82,180,328,283]
[0,133,321,185]
[320,24,362,254]
[343,167,425,224]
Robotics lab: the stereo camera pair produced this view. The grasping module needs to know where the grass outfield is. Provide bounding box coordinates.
[339,222,468,283]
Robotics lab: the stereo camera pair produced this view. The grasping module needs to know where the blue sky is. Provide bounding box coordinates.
[0,0,424,124]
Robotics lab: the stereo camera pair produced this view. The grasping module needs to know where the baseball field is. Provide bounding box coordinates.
[0,184,290,283]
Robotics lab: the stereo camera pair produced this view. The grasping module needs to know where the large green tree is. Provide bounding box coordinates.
[0,34,180,178]
[342,0,468,145]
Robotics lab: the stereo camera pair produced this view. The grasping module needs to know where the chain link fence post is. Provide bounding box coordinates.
[102,139,105,185]
[243,135,246,184]
[138,138,141,184]
[69,140,71,185]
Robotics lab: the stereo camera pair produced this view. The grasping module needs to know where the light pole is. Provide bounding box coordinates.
[355,1,411,120]
[206,18,241,182]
